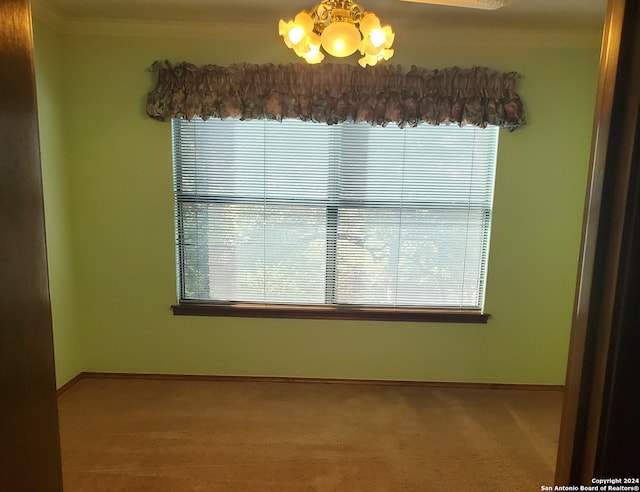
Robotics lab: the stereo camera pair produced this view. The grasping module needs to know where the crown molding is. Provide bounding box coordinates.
[64,18,271,40]
[401,26,602,49]
[30,0,270,40]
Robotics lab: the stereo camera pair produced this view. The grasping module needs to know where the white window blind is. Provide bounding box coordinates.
[172,118,498,310]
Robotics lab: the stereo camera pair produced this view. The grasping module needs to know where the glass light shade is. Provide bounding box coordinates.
[358,48,394,67]
[359,24,394,58]
[358,55,374,68]
[294,11,314,32]
[302,42,325,64]
[279,20,295,48]
[359,13,380,35]
[297,32,324,63]
[279,12,314,49]
[321,21,361,57]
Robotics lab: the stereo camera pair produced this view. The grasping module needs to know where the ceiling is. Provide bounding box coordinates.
[38,0,607,32]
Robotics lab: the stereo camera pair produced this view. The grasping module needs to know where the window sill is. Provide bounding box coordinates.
[171,302,490,323]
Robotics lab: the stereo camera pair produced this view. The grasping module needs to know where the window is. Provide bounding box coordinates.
[172,118,498,322]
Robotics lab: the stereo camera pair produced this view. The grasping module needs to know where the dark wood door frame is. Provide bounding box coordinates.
[0,0,64,490]
[556,0,640,483]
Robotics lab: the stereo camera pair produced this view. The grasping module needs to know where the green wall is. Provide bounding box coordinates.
[33,17,601,386]
[33,20,84,387]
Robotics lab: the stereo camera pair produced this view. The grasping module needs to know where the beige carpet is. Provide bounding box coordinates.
[57,376,562,491]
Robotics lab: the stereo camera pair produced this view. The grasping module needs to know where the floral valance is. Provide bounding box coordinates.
[146,61,525,130]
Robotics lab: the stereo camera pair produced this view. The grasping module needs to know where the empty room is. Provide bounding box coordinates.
[6,0,629,490]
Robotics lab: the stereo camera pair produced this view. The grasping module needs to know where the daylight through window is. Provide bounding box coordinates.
[172,118,498,311]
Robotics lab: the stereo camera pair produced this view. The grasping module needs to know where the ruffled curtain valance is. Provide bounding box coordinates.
[146,61,525,130]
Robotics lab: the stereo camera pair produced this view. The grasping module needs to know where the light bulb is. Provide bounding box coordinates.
[288,26,306,45]
[369,28,386,48]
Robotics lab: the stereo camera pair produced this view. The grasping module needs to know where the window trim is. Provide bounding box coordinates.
[171,302,490,323]
[172,119,498,320]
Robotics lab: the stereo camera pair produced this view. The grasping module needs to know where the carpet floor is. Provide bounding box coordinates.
[57,376,563,491]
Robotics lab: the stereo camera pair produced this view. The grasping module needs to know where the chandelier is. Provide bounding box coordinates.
[278,0,395,67]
